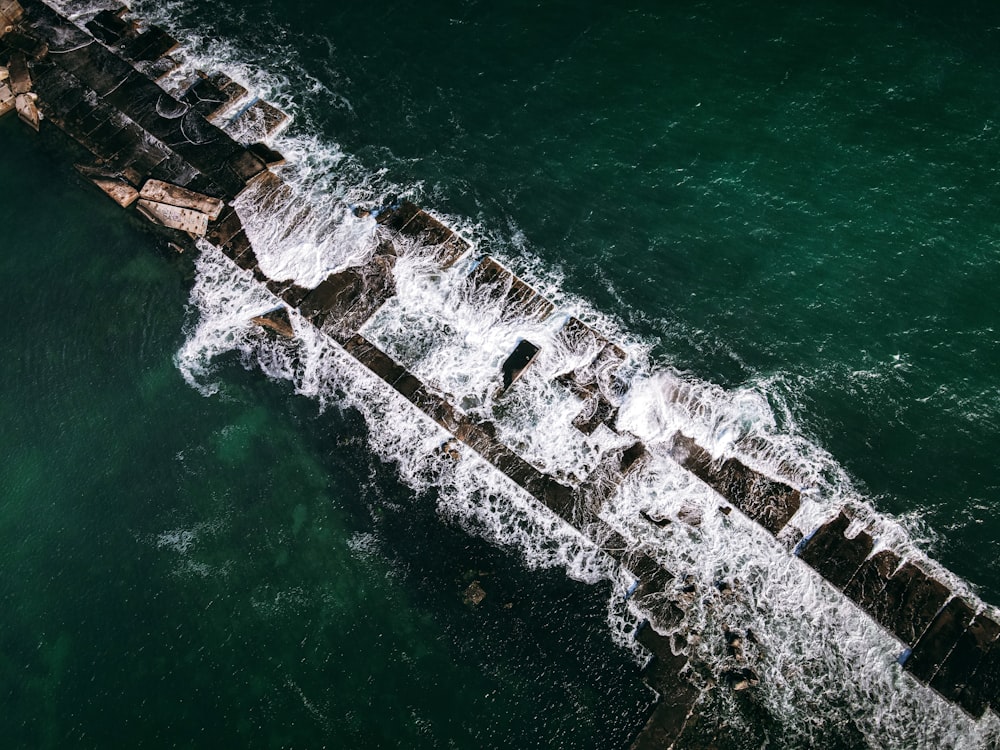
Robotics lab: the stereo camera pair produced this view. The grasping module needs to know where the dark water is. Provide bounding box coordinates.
[3,0,1000,747]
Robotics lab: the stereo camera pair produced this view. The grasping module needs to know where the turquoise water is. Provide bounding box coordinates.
[3,0,1000,747]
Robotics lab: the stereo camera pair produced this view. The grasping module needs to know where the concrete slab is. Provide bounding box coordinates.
[225,97,288,143]
[797,510,874,589]
[375,200,470,267]
[225,148,266,185]
[136,198,209,236]
[571,394,617,435]
[147,153,200,190]
[375,200,421,233]
[904,596,975,683]
[139,55,178,81]
[140,178,223,220]
[207,206,243,247]
[3,29,46,58]
[867,562,951,646]
[183,70,248,120]
[467,257,554,322]
[55,42,134,97]
[843,549,900,610]
[930,614,1000,716]
[85,8,135,46]
[219,228,251,262]
[631,622,698,750]
[670,434,800,535]
[90,175,139,207]
[121,26,178,62]
[341,334,407,383]
[14,91,38,129]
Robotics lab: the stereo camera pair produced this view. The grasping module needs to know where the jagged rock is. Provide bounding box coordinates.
[463,581,486,606]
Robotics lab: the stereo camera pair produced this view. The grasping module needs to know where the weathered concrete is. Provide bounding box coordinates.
[225,96,288,143]
[797,510,874,589]
[136,198,210,235]
[630,622,699,750]
[89,175,139,206]
[669,434,801,535]
[867,562,951,646]
[844,549,901,608]
[183,70,248,120]
[251,306,295,339]
[930,613,1000,715]
[0,79,13,116]
[466,256,554,322]
[375,199,470,267]
[140,178,224,220]
[14,89,37,128]
[904,596,975,683]
[85,8,134,46]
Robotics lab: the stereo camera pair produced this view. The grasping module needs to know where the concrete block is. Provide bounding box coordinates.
[670,434,800,535]
[140,178,224,220]
[0,80,12,117]
[248,140,285,167]
[90,175,138,207]
[225,97,288,143]
[85,8,135,46]
[375,200,420,233]
[867,562,951,646]
[904,596,975,683]
[183,70,248,120]
[136,198,209,236]
[3,30,46,58]
[844,549,900,609]
[120,25,178,62]
[798,510,874,589]
[571,395,617,435]
[14,91,38,129]
[930,613,1000,715]
[7,51,30,94]
[466,256,554,321]
[341,334,407,383]
[206,206,242,246]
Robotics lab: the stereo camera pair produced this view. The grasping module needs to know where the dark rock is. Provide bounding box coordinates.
[499,338,539,393]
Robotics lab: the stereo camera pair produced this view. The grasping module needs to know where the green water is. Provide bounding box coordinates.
[3,0,1000,747]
